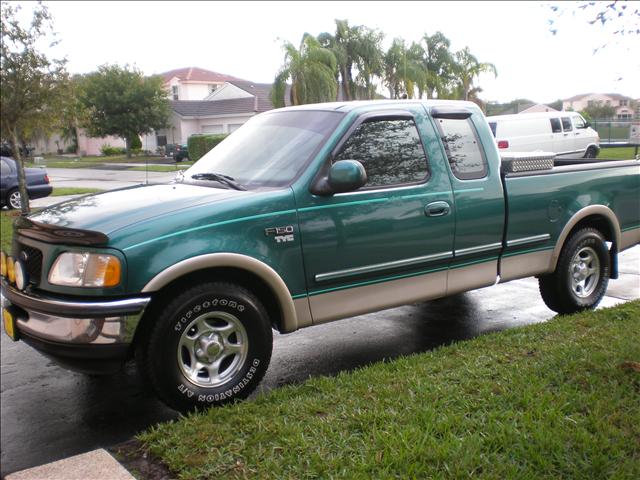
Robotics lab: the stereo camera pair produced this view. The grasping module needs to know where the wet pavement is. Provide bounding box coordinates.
[1,247,638,476]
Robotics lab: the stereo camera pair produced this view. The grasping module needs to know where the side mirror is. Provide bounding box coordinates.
[328,160,367,193]
[312,160,367,196]
[583,121,591,129]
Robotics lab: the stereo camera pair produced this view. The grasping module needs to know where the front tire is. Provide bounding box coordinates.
[141,282,272,413]
[584,146,598,158]
[539,228,610,314]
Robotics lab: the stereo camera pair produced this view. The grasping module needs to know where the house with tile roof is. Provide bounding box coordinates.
[143,79,292,151]
[161,67,247,101]
[562,93,636,119]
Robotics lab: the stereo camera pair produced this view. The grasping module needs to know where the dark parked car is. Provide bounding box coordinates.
[0,156,52,209]
[174,144,189,162]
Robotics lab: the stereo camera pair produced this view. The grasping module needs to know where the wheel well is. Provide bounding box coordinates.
[563,214,618,278]
[132,267,284,350]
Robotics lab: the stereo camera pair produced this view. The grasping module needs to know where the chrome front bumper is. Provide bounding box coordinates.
[1,279,150,345]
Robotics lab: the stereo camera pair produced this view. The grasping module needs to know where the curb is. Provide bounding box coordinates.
[5,449,135,480]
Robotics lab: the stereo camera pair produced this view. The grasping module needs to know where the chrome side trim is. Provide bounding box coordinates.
[141,253,299,333]
[310,270,447,324]
[500,249,554,282]
[1,280,150,317]
[314,251,453,283]
[454,242,502,257]
[506,234,550,248]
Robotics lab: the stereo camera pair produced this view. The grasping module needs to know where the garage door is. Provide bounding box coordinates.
[201,125,224,134]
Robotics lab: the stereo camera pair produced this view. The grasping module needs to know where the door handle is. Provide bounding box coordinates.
[425,201,450,217]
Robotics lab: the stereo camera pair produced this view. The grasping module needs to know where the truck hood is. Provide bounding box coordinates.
[28,183,245,235]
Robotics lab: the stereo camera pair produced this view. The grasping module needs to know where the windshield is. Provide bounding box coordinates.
[184,110,344,188]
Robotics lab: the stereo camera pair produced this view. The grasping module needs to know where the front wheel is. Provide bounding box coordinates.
[539,228,610,314]
[584,146,598,158]
[141,282,273,412]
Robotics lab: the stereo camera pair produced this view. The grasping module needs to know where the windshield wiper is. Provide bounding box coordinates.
[190,173,246,191]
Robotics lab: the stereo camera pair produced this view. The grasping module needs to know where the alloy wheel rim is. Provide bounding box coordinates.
[570,246,600,298]
[177,311,248,388]
[9,191,21,209]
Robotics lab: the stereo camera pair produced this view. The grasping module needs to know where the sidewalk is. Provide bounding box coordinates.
[5,450,134,480]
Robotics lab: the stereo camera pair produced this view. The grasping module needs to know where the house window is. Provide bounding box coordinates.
[156,135,167,147]
[620,100,628,107]
[172,85,179,100]
[208,84,217,93]
[617,113,632,120]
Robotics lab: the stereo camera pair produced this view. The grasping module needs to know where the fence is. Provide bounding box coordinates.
[590,120,634,144]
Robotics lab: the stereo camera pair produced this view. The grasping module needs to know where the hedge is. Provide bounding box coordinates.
[187,134,228,162]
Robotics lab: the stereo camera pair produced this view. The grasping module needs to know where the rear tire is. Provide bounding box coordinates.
[7,189,21,210]
[538,228,609,314]
[140,282,272,413]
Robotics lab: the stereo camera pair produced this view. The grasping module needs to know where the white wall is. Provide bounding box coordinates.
[77,129,126,156]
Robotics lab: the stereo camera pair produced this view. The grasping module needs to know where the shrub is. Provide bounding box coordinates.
[65,144,77,154]
[187,134,228,162]
[100,144,126,156]
[130,135,142,150]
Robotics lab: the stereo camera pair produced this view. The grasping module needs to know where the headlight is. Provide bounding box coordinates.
[48,252,121,287]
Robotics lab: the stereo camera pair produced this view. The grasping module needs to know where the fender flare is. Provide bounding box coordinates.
[142,253,300,333]
[550,204,621,271]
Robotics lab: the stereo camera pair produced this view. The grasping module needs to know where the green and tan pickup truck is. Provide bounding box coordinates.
[2,100,639,412]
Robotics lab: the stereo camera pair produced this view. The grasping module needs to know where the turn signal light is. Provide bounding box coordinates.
[0,251,6,278]
[6,256,16,284]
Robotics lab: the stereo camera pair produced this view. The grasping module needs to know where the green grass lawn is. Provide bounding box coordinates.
[1,210,19,251]
[599,146,639,160]
[140,300,640,479]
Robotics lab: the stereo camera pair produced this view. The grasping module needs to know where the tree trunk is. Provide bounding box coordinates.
[125,136,132,159]
[341,65,351,101]
[11,128,30,215]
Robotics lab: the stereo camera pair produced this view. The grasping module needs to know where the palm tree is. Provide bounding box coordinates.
[452,47,497,101]
[271,33,337,107]
[353,26,384,100]
[422,32,455,98]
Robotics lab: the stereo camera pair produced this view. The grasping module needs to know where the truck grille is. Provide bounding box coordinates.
[16,244,43,285]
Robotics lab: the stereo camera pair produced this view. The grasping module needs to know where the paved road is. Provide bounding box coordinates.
[44,167,178,191]
[1,247,638,476]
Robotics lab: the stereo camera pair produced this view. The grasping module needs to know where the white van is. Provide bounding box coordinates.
[486,111,600,158]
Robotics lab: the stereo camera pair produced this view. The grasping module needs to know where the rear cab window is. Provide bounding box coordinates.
[437,118,488,180]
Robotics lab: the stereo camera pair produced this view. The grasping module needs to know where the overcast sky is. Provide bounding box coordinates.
[13,0,640,103]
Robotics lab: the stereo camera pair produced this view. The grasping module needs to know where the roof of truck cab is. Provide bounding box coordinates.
[271,99,480,113]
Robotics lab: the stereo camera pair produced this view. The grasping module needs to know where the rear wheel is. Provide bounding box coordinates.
[140,281,272,413]
[539,228,609,314]
[7,189,21,210]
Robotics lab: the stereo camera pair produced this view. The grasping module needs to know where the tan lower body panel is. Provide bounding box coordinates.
[620,227,640,251]
[309,270,447,325]
[500,249,554,283]
[446,260,498,295]
[293,297,313,329]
